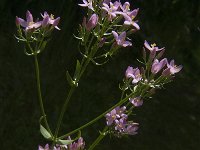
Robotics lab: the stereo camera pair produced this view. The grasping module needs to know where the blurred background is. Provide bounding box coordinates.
[0,0,200,149]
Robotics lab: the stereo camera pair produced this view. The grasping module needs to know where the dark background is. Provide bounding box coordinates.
[0,0,200,149]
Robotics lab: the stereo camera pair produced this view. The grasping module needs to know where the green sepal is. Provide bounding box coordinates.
[40,124,52,140]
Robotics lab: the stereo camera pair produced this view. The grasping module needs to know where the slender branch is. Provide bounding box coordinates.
[58,91,135,139]
[34,55,52,135]
[54,86,76,137]
[88,127,108,150]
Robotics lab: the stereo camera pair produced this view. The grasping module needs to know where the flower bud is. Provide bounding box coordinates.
[85,14,98,31]
[15,16,20,26]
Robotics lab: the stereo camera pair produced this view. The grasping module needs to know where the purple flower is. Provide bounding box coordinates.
[41,12,60,30]
[162,60,183,76]
[129,97,143,107]
[120,2,131,13]
[16,10,41,32]
[121,9,140,30]
[125,66,142,84]
[38,144,50,150]
[144,40,165,52]
[124,123,139,135]
[83,14,98,31]
[112,31,132,47]
[151,58,167,74]
[102,2,121,20]
[105,106,127,126]
[68,137,85,150]
[79,0,94,11]
[115,118,127,132]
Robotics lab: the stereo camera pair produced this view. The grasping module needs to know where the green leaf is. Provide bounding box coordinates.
[40,125,52,139]
[58,139,73,145]
[74,60,81,80]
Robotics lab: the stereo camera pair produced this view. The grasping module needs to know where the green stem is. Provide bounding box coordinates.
[58,91,135,140]
[88,127,108,150]
[34,55,52,135]
[54,86,76,138]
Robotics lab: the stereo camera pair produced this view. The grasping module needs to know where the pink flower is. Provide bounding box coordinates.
[112,31,132,47]
[162,60,183,76]
[151,58,167,74]
[83,14,98,31]
[78,0,94,11]
[16,10,41,32]
[41,12,60,30]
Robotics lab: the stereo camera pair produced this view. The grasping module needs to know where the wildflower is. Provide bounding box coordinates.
[124,123,139,135]
[151,58,167,74]
[38,144,50,150]
[129,97,143,107]
[144,40,164,52]
[121,9,140,30]
[112,31,132,47]
[41,12,60,30]
[83,14,98,31]
[125,66,142,84]
[16,10,41,32]
[102,2,121,20]
[68,137,85,150]
[115,118,127,132]
[79,0,94,11]
[120,2,131,13]
[162,60,183,76]
[105,106,127,126]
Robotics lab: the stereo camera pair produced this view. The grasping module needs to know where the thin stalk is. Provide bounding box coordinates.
[34,55,52,135]
[88,127,108,150]
[58,91,135,140]
[54,86,76,138]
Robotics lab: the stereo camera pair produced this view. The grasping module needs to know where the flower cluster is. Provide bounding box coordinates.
[16,10,60,33]
[144,40,183,77]
[38,137,85,150]
[77,0,140,64]
[105,106,139,136]
[105,38,182,138]
[15,10,60,55]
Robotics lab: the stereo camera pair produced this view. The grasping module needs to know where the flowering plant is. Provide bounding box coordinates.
[15,0,182,149]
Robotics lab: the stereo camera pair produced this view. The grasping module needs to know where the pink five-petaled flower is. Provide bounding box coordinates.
[144,40,165,52]
[112,31,132,47]
[102,1,121,21]
[162,60,183,76]
[41,12,60,30]
[16,10,41,32]
[151,58,167,74]
[78,0,94,11]
[121,8,140,30]
[125,66,142,84]
[129,97,143,107]
[83,14,98,31]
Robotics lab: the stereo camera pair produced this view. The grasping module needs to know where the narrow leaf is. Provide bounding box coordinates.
[40,125,52,139]
[58,139,74,145]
